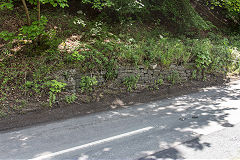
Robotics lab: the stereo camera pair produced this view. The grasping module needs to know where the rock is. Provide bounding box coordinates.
[177,66,185,71]
[148,70,154,75]
[170,64,177,69]
[150,64,158,70]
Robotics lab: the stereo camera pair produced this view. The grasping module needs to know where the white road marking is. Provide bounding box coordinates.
[31,126,154,160]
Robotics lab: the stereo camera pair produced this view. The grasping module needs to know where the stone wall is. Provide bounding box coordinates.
[57,64,195,92]
[117,65,192,83]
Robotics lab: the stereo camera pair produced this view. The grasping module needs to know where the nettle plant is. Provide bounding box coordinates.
[192,39,212,79]
[0,0,68,46]
[44,80,67,107]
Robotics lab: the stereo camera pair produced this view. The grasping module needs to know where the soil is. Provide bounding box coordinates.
[1,76,237,132]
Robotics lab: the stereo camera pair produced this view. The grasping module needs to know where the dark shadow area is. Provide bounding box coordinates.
[139,138,211,160]
[134,81,240,159]
[139,148,184,160]
[184,138,211,150]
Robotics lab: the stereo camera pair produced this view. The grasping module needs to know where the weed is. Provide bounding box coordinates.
[0,110,7,118]
[123,75,140,92]
[210,41,232,73]
[192,39,212,72]
[65,93,77,104]
[13,105,24,113]
[167,70,180,85]
[44,80,67,107]
[69,51,86,62]
[191,69,197,80]
[154,76,164,89]
[104,59,118,81]
[79,76,98,93]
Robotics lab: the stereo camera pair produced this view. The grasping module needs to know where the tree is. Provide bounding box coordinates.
[0,0,68,44]
[0,0,68,25]
[210,0,240,13]
[209,0,240,24]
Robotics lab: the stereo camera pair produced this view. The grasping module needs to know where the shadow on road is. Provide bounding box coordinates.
[1,81,240,159]
[139,138,211,160]
[136,82,240,159]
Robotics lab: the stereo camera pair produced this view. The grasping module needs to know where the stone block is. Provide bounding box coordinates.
[177,66,185,71]
[170,64,177,69]
[148,70,154,75]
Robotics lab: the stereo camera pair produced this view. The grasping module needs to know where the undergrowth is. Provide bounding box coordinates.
[0,8,240,116]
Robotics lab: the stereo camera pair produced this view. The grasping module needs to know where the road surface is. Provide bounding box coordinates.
[1,80,240,159]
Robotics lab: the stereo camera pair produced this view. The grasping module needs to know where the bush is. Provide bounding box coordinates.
[191,39,212,72]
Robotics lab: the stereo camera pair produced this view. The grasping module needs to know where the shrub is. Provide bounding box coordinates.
[211,44,232,73]
[192,39,212,72]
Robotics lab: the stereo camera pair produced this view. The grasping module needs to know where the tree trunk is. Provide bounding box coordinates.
[21,0,31,25]
[37,0,41,21]
[36,0,41,46]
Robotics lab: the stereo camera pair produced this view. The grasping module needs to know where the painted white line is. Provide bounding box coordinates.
[31,126,154,160]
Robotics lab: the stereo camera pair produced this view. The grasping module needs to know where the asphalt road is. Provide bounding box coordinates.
[1,80,240,160]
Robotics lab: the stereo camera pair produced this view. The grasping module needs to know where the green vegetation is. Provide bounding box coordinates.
[79,76,98,93]
[1,0,240,116]
[210,0,240,14]
[154,76,164,90]
[65,93,77,104]
[167,70,181,85]
[44,80,67,107]
[123,75,140,92]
